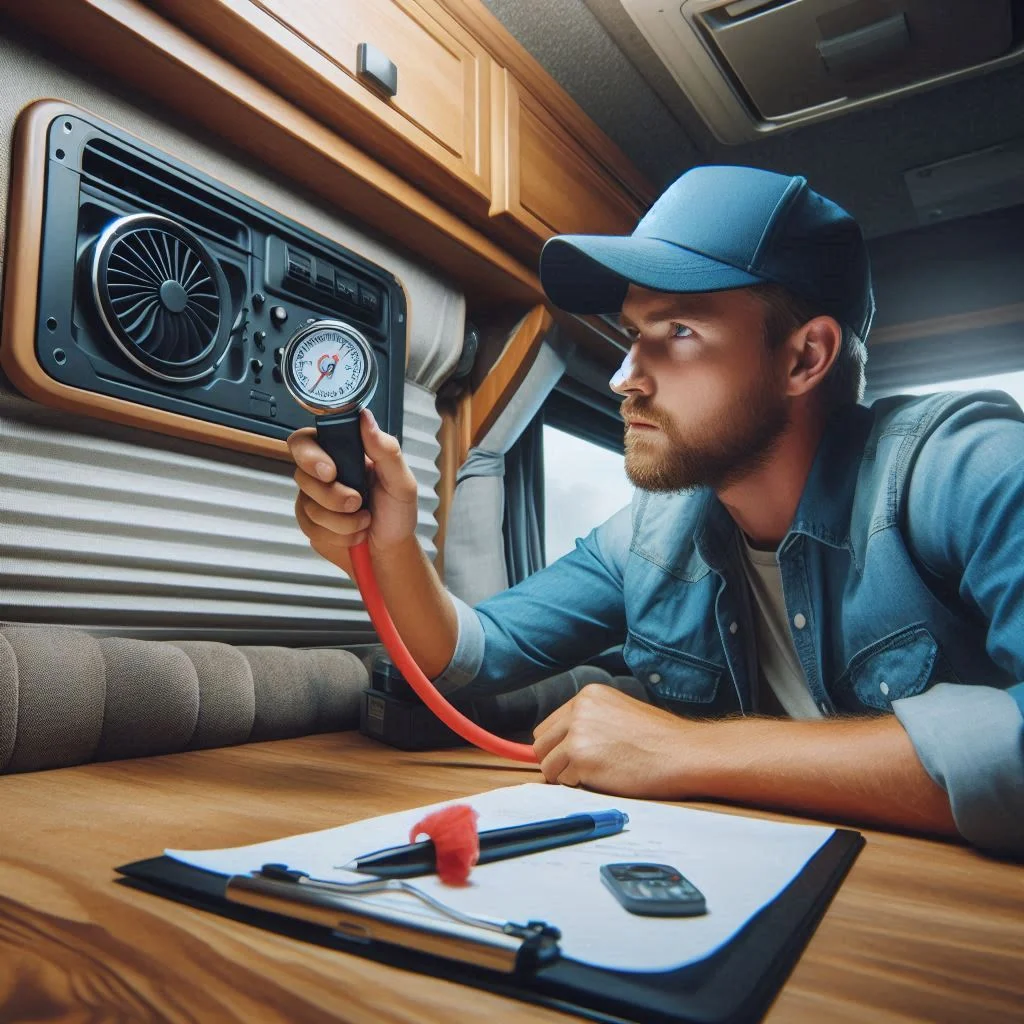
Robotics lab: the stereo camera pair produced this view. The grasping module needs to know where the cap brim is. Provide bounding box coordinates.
[539,235,764,315]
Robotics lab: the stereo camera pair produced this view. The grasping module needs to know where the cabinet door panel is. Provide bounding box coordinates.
[491,67,643,241]
[257,0,474,160]
[153,0,491,207]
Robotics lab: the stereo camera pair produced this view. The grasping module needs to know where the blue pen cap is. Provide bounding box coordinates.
[588,810,629,837]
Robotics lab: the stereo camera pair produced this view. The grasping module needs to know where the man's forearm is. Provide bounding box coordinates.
[369,536,459,679]
[688,715,958,837]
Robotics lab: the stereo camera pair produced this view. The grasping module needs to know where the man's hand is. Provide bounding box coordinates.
[533,684,959,838]
[532,684,700,798]
[288,408,419,576]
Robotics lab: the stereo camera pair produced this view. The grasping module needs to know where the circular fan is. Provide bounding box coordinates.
[91,213,230,382]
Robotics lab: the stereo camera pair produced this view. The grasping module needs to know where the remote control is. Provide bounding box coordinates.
[600,862,707,917]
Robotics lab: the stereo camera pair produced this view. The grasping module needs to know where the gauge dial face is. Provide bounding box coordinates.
[288,327,369,409]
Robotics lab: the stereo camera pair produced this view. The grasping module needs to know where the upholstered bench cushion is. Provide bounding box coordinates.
[0,626,366,773]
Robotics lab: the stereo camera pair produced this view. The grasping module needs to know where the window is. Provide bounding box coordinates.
[893,369,1024,408]
[543,425,634,563]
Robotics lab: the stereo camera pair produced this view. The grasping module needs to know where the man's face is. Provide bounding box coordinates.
[611,285,790,492]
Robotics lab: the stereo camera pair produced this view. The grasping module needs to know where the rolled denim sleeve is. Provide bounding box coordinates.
[893,683,1024,856]
[904,393,1024,854]
[431,504,634,697]
[431,593,488,694]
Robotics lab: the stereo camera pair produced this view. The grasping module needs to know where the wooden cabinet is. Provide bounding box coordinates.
[489,66,644,243]
[147,0,652,251]
[150,0,493,213]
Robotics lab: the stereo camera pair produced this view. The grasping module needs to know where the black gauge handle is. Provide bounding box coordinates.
[316,412,369,510]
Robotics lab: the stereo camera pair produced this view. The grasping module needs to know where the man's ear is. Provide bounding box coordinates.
[784,316,842,398]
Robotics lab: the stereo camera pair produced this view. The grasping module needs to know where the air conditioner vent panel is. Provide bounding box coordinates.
[25,110,407,448]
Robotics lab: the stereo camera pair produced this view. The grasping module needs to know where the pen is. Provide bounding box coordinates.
[341,810,629,878]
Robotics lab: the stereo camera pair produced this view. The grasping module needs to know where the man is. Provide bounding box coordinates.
[289,166,1024,857]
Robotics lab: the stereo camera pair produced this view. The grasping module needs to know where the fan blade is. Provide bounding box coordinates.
[150,310,177,361]
[144,229,173,281]
[182,312,203,361]
[188,297,220,326]
[110,248,161,285]
[130,236,166,284]
[130,302,162,351]
[108,265,157,287]
[181,303,212,347]
[179,248,204,291]
[160,231,177,284]
[119,295,161,335]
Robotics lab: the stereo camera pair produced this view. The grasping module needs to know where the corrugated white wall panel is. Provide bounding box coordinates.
[0,380,442,644]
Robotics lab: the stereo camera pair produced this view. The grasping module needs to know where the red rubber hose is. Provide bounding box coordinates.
[350,541,539,763]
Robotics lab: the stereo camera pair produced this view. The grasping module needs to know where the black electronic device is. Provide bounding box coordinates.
[32,110,406,443]
[358,657,552,752]
[600,863,707,917]
[359,656,468,750]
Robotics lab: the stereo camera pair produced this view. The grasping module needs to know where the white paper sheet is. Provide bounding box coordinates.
[166,783,834,972]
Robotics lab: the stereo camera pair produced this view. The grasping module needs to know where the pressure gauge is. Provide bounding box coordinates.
[281,319,378,416]
[281,319,379,506]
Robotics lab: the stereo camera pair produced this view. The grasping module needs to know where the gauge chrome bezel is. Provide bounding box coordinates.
[281,319,379,416]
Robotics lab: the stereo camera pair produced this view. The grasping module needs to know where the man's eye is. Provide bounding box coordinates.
[671,323,693,338]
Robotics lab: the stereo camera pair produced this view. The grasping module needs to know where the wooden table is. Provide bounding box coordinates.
[1,732,1022,1023]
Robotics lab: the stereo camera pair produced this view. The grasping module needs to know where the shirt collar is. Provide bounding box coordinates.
[785,403,873,551]
[693,403,873,566]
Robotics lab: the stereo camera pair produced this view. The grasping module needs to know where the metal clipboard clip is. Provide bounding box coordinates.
[224,863,561,974]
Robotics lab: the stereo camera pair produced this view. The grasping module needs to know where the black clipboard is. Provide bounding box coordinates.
[116,827,862,1024]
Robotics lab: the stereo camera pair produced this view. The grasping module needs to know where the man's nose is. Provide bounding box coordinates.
[609,349,648,395]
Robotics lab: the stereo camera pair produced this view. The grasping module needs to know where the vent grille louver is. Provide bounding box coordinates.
[81,138,248,249]
[91,214,231,383]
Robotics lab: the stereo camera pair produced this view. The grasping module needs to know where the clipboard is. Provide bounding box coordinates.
[116,827,863,1024]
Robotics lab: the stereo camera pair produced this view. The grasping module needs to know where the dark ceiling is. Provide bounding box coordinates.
[481,0,1024,242]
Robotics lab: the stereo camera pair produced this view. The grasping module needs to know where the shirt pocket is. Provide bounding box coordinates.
[834,625,938,712]
[623,629,724,706]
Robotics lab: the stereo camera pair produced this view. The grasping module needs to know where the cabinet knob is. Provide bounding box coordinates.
[357,42,398,99]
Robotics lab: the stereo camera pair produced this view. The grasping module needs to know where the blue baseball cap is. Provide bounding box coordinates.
[539,165,875,340]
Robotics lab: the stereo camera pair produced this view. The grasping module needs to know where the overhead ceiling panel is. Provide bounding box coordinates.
[619,0,1024,143]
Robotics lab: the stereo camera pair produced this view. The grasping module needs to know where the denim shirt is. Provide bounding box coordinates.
[438,392,1024,856]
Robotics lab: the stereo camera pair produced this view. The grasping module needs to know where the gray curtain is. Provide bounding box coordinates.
[502,411,546,586]
[444,328,572,604]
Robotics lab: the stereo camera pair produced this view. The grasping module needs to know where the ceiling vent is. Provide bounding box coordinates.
[619,0,1023,143]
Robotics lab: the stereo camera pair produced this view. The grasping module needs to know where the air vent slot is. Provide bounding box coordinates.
[81,139,248,249]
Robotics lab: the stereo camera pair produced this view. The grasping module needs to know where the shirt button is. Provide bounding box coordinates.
[879,681,890,696]
[729,621,739,635]
[649,672,662,684]
[793,613,807,630]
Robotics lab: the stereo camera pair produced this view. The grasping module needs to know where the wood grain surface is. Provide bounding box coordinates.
[1,732,1022,1023]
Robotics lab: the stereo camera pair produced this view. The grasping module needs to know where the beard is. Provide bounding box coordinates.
[621,373,790,493]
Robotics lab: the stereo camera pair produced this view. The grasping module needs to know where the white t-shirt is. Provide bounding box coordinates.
[737,533,824,720]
